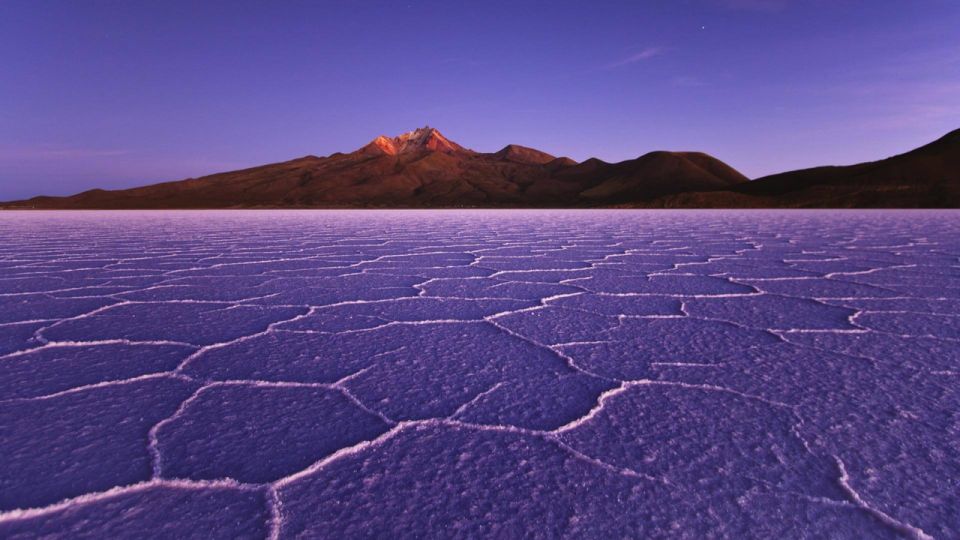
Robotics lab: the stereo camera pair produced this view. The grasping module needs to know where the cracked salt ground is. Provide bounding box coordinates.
[0,210,958,539]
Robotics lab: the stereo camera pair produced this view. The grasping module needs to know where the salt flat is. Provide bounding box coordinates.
[0,210,958,538]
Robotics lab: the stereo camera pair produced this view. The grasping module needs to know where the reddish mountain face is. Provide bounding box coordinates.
[6,127,747,209]
[361,126,469,156]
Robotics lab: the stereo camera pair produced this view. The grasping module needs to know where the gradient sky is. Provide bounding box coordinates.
[1,0,959,199]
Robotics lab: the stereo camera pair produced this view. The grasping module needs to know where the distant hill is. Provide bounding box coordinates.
[650,128,960,208]
[3,126,957,209]
[1,127,746,209]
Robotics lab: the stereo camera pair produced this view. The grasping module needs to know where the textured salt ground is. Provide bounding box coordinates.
[0,210,958,539]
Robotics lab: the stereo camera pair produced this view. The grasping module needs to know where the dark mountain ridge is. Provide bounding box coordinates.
[3,126,958,209]
[651,128,960,208]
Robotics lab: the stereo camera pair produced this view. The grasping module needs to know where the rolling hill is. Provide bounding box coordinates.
[652,128,960,208]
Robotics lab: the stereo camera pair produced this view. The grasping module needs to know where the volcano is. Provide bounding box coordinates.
[4,126,956,209]
[4,127,747,209]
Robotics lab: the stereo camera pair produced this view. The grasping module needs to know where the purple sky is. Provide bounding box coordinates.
[2,0,958,199]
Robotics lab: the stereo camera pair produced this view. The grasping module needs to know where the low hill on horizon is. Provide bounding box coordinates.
[649,128,960,208]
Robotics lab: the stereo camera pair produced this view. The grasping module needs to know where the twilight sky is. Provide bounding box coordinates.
[1,0,958,199]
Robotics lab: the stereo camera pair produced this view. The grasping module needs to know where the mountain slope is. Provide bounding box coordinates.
[6,127,747,209]
[651,128,960,208]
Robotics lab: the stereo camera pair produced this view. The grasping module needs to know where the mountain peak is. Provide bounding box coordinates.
[494,144,557,165]
[361,126,468,155]
[365,135,399,155]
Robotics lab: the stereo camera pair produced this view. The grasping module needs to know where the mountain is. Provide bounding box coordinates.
[3,127,748,209]
[4,127,956,209]
[493,144,557,165]
[650,128,960,208]
[361,127,468,156]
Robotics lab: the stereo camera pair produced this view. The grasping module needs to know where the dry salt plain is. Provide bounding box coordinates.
[0,210,958,539]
